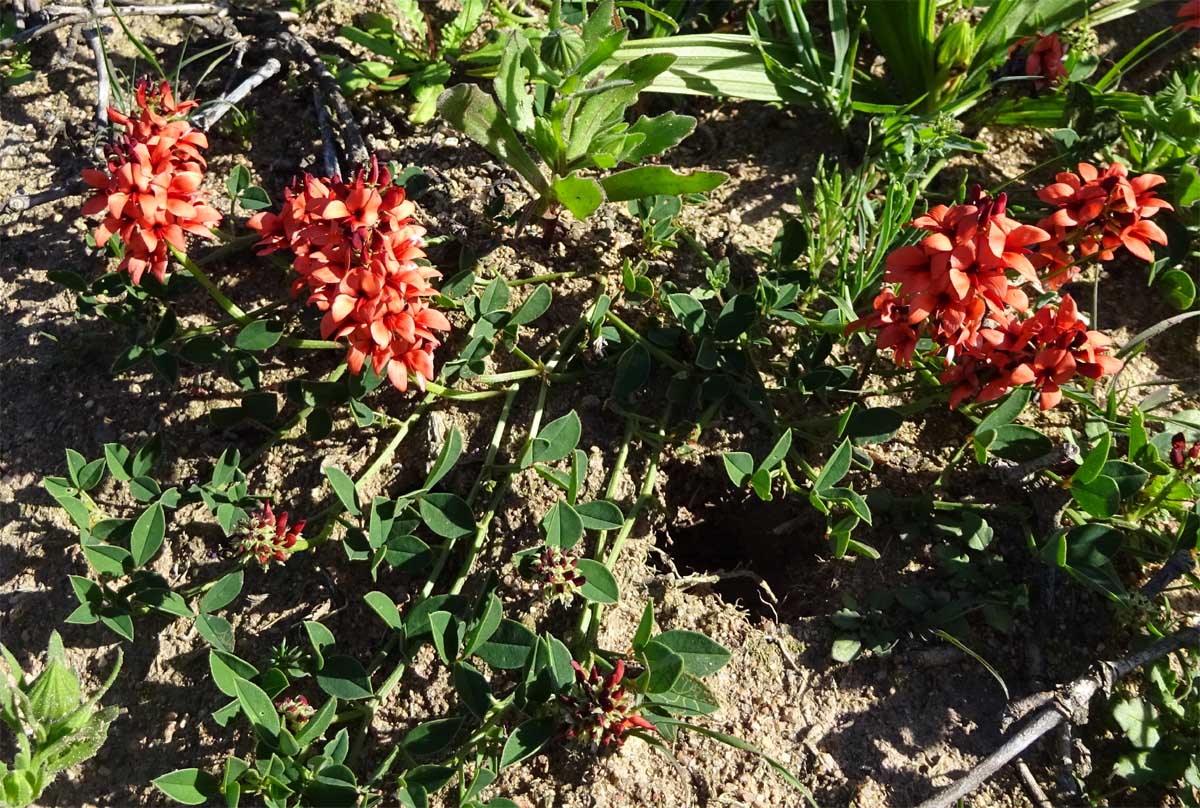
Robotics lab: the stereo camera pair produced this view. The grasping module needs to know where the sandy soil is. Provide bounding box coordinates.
[1,4,1196,808]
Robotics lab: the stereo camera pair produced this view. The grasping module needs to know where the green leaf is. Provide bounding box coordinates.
[81,539,131,577]
[641,640,684,693]
[831,637,862,662]
[423,427,464,491]
[209,650,258,697]
[722,452,755,487]
[814,440,852,494]
[979,424,1053,462]
[1113,696,1160,749]
[402,716,464,757]
[1100,460,1149,500]
[714,294,757,341]
[846,407,903,445]
[758,430,793,473]
[652,630,731,677]
[975,387,1031,435]
[234,319,283,351]
[474,619,536,669]
[137,588,193,618]
[418,493,476,539]
[1074,431,1111,484]
[1157,268,1196,311]
[364,591,403,630]
[541,501,584,549]
[613,342,651,399]
[323,466,360,516]
[199,571,244,614]
[530,411,582,465]
[131,434,162,477]
[1071,474,1121,518]
[463,593,503,657]
[104,443,132,480]
[552,172,605,220]
[130,504,166,567]
[511,285,553,327]
[234,676,280,741]
[454,661,493,718]
[437,84,549,193]
[428,611,460,664]
[600,165,726,202]
[196,614,234,652]
[499,717,556,769]
[622,112,696,162]
[632,601,655,651]
[317,656,373,701]
[479,276,511,314]
[153,768,221,805]
[576,500,624,530]
[493,30,535,133]
[576,558,619,604]
[667,292,706,333]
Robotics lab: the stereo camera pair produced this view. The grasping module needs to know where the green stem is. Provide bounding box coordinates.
[241,365,348,470]
[604,310,687,372]
[280,337,342,350]
[194,232,260,266]
[170,244,249,324]
[579,417,668,642]
[310,395,435,546]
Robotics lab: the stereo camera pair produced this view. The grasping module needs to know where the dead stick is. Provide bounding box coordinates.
[1015,761,1053,808]
[1,4,296,51]
[191,56,281,130]
[3,181,84,212]
[81,0,108,125]
[913,625,1200,808]
[277,31,368,169]
[313,87,341,179]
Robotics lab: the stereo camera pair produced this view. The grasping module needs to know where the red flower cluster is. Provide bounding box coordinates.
[249,158,450,392]
[850,188,1123,409]
[1025,34,1067,90]
[938,294,1121,410]
[1036,162,1172,284]
[560,660,656,749]
[81,79,221,284]
[234,502,304,568]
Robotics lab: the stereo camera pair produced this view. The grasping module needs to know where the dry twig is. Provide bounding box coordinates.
[914,625,1199,808]
[276,31,368,170]
[190,56,281,130]
[915,550,1198,808]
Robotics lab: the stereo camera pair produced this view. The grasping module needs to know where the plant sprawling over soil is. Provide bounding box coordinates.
[0,1,1198,807]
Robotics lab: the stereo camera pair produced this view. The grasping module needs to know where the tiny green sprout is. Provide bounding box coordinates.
[0,632,122,808]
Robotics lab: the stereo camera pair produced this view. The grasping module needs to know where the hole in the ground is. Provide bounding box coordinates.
[661,470,824,619]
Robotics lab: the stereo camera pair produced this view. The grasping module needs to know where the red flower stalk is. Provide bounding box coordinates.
[850,189,1122,410]
[234,502,304,567]
[531,546,587,598]
[1025,34,1067,90]
[1170,433,1200,471]
[249,157,451,393]
[1036,162,1173,273]
[1175,0,1200,33]
[81,79,221,284]
[560,660,656,750]
[849,190,1049,363]
[938,294,1121,410]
